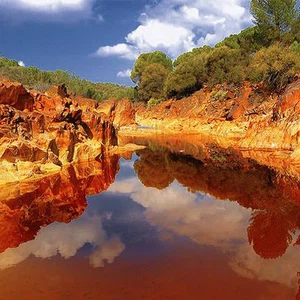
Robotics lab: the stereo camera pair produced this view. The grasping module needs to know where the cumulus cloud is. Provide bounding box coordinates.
[117,69,132,78]
[0,214,125,270]
[18,60,25,67]
[89,236,125,267]
[95,0,252,60]
[95,44,140,60]
[0,0,96,21]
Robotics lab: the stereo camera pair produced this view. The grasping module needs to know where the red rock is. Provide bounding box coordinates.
[0,78,34,111]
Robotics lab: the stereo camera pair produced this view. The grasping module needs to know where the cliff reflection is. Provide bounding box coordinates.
[0,154,119,253]
[134,147,300,260]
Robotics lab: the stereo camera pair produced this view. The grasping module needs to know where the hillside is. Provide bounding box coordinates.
[0,57,134,101]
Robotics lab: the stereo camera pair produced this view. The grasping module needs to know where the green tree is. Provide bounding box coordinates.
[137,63,169,102]
[131,51,172,84]
[204,46,247,88]
[248,43,300,91]
[173,45,212,67]
[164,63,199,99]
[250,0,299,44]
[216,27,262,54]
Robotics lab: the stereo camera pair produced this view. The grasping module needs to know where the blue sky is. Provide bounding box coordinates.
[0,0,252,85]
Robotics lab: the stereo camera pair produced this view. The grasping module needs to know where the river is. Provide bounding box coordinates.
[0,137,299,299]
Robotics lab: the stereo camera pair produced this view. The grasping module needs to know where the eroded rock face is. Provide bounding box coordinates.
[120,80,300,158]
[0,78,34,111]
[97,98,136,128]
[0,155,119,253]
[0,79,118,174]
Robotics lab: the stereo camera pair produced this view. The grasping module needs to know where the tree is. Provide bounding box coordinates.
[215,27,262,54]
[250,0,299,44]
[164,62,201,99]
[130,51,172,84]
[137,63,169,102]
[248,43,300,91]
[204,46,247,88]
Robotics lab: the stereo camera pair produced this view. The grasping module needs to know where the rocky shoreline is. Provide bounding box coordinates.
[2,77,300,184]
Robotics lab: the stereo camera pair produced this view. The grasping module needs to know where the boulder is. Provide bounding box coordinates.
[0,78,34,111]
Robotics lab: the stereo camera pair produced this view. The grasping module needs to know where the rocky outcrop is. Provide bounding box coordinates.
[115,80,300,172]
[97,98,136,128]
[0,80,118,180]
[0,78,34,111]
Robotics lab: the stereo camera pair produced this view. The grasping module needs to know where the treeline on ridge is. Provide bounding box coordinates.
[131,0,300,105]
[0,58,134,101]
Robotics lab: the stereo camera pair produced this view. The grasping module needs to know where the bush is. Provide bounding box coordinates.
[248,43,300,91]
[0,57,134,101]
[138,63,169,102]
[147,98,164,108]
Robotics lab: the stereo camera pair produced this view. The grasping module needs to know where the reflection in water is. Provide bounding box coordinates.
[0,154,119,254]
[0,214,125,270]
[133,147,300,259]
[112,145,300,296]
[2,139,300,298]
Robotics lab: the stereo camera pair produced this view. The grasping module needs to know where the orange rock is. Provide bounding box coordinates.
[113,98,136,128]
[0,78,34,111]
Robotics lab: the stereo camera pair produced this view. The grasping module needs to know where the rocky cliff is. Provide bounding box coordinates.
[117,80,300,176]
[0,78,136,184]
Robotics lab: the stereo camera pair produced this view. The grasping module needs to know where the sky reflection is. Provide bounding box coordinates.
[0,151,300,297]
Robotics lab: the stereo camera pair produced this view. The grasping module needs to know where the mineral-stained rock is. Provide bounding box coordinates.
[0,79,118,173]
[113,98,136,128]
[0,78,34,111]
[97,98,136,128]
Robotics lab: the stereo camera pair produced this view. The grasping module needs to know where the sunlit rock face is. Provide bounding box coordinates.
[97,98,136,128]
[0,154,119,253]
[0,78,34,111]
[126,80,300,160]
[0,79,121,185]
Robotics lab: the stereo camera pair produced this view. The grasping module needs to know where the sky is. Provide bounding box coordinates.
[0,0,253,85]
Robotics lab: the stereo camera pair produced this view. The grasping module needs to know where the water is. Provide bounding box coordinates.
[1,139,300,300]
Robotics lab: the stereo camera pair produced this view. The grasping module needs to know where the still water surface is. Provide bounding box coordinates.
[1,141,300,299]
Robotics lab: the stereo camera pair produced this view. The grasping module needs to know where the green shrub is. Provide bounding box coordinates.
[147,98,164,107]
[248,43,300,91]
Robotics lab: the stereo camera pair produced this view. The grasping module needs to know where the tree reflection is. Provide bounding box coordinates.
[248,211,293,259]
[134,147,300,260]
[134,149,174,190]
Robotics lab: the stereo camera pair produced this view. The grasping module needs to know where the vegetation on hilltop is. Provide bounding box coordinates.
[0,57,134,101]
[131,0,300,104]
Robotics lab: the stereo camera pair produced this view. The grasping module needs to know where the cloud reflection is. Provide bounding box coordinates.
[108,175,300,291]
[0,214,124,270]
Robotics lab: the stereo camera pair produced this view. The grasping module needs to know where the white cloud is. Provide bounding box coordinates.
[0,0,95,21]
[117,69,132,78]
[89,236,125,267]
[0,214,125,270]
[108,178,249,248]
[95,0,252,60]
[229,242,300,290]
[1,0,92,12]
[125,19,195,57]
[95,43,140,60]
[18,60,25,67]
